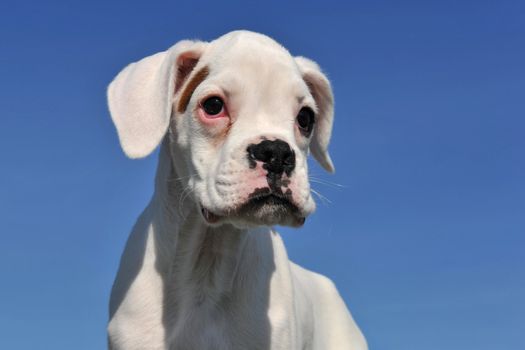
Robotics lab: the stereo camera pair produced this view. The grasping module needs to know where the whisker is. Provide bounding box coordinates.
[167,174,196,183]
[309,176,346,188]
[177,181,194,218]
[310,188,332,206]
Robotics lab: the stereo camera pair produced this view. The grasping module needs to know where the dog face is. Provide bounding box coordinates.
[108,31,335,228]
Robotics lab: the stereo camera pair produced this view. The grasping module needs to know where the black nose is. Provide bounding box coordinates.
[247,139,296,176]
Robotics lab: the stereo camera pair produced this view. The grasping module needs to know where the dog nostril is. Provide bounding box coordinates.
[283,152,294,165]
[248,147,256,160]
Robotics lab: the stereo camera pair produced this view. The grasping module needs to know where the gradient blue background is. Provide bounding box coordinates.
[1,0,524,349]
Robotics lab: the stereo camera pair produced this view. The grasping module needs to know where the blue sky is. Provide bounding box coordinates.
[1,0,523,349]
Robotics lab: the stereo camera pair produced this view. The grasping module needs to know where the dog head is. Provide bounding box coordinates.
[108,31,335,228]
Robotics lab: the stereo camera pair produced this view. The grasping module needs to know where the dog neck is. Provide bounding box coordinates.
[149,139,275,299]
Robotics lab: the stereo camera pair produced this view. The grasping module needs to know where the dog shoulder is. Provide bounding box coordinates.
[289,261,338,299]
[290,263,368,350]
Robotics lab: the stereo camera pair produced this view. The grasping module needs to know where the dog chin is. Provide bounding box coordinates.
[235,195,306,228]
[201,195,306,228]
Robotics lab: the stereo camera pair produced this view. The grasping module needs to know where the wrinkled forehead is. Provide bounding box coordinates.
[202,32,307,96]
[208,32,293,67]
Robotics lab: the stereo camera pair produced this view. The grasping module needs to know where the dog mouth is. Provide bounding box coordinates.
[200,188,306,227]
[201,207,222,224]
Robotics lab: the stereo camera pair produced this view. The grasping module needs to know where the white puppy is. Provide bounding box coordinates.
[107,30,367,350]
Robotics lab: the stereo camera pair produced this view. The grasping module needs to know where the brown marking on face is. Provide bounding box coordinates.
[175,57,200,93]
[177,66,209,113]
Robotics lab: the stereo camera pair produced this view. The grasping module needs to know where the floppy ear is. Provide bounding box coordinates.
[108,40,207,158]
[295,56,335,173]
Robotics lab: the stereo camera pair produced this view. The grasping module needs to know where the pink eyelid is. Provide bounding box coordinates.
[202,108,226,119]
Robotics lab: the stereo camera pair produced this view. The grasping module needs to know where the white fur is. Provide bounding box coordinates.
[107,30,367,350]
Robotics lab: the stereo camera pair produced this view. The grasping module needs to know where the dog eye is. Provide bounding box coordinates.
[296,107,315,136]
[202,96,224,115]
